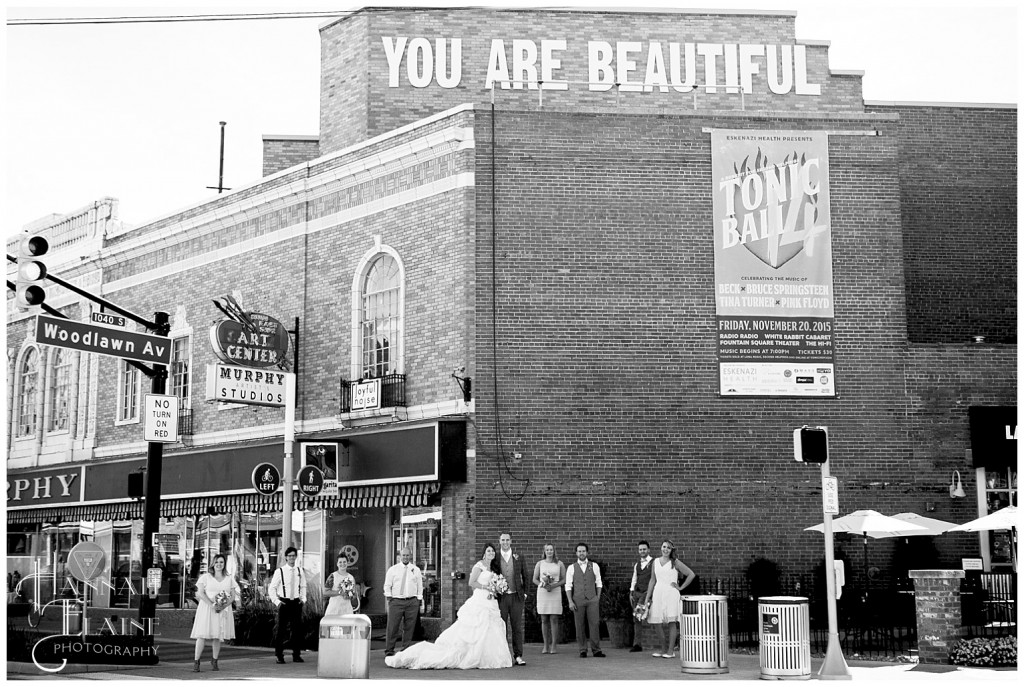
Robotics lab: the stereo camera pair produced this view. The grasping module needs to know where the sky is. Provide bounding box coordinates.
[3,0,1019,234]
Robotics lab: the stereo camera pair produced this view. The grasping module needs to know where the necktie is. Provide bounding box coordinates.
[289,567,295,599]
[400,565,409,597]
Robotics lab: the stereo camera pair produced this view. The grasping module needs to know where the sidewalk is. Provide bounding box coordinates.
[7,640,1018,683]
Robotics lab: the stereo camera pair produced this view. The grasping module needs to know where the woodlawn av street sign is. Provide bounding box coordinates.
[35,314,172,366]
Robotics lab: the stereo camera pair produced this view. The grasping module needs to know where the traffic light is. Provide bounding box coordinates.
[794,426,829,463]
[15,233,48,311]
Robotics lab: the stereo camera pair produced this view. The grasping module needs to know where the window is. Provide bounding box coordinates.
[18,348,39,436]
[49,348,72,432]
[980,466,1017,569]
[360,255,402,378]
[170,336,191,405]
[117,360,141,423]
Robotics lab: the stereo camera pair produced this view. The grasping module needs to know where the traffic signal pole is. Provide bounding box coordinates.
[138,312,170,627]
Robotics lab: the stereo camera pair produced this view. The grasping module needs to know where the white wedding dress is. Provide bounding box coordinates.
[385,563,513,670]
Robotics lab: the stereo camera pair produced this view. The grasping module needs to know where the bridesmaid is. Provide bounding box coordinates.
[189,553,241,672]
[532,543,566,654]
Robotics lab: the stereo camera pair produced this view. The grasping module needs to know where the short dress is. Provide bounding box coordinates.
[325,571,356,615]
[647,559,682,624]
[535,560,563,614]
[190,573,241,640]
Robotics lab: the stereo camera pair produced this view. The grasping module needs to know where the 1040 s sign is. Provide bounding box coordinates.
[209,312,289,368]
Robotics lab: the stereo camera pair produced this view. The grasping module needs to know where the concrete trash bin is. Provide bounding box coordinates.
[318,613,372,678]
[679,594,729,674]
[757,596,810,680]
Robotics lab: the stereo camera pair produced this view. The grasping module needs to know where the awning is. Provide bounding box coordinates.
[6,482,441,525]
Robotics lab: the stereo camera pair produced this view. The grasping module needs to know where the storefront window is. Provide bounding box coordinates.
[392,509,442,618]
[981,466,1017,569]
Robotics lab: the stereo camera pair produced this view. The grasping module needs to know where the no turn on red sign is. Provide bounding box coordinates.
[144,394,179,443]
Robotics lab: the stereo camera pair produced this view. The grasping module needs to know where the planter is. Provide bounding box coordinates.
[605,619,634,648]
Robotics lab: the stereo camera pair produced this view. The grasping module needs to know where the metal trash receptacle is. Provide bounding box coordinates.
[758,596,810,680]
[318,614,372,678]
[679,594,729,674]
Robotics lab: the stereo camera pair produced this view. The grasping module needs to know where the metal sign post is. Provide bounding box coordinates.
[818,458,851,680]
[282,373,296,550]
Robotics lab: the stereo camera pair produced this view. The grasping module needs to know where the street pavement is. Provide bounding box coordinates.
[7,637,1018,684]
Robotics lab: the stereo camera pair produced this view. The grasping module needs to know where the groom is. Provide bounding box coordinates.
[498,533,529,666]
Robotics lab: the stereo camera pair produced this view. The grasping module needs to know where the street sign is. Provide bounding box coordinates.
[297,465,324,497]
[67,542,106,581]
[144,394,179,442]
[91,312,126,328]
[822,476,839,515]
[252,463,281,495]
[35,314,172,365]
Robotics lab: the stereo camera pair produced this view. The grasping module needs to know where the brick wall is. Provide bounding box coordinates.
[468,106,1013,587]
[262,136,320,177]
[866,104,1017,344]
[319,7,865,154]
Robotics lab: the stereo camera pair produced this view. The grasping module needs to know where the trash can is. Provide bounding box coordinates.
[758,596,810,680]
[679,594,729,674]
[318,614,372,678]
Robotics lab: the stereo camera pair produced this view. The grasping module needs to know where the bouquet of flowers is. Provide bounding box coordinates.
[337,577,355,599]
[541,573,556,589]
[633,601,649,623]
[213,591,231,613]
[487,574,509,600]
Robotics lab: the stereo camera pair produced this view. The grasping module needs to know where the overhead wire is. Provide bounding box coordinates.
[7,10,348,26]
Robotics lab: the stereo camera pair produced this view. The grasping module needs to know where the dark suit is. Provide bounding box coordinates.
[497,550,530,659]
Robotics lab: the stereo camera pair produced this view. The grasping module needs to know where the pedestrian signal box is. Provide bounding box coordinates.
[794,426,829,464]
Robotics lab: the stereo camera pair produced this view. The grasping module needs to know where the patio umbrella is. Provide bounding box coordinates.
[947,505,1018,532]
[805,510,928,591]
[948,506,1017,571]
[873,512,957,539]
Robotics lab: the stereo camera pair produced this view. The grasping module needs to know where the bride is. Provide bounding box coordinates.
[385,543,513,670]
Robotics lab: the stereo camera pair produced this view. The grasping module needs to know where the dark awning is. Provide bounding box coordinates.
[7,482,440,525]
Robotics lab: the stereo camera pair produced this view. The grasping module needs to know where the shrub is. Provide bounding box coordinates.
[949,636,1017,667]
[233,566,325,650]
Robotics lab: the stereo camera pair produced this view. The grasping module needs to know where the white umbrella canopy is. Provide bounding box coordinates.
[948,506,1018,532]
[872,512,958,538]
[804,510,929,538]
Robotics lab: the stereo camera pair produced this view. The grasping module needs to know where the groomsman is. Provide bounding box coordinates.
[498,533,530,665]
[268,547,306,664]
[383,548,423,657]
[565,542,605,658]
[629,540,653,652]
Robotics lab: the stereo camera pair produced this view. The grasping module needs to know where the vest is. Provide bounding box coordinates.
[500,553,518,593]
[571,561,598,602]
[634,559,653,593]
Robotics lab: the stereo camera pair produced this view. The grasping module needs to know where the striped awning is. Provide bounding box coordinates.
[6,482,441,524]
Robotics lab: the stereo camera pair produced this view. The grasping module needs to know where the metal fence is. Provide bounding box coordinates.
[708,572,1017,660]
[338,373,407,413]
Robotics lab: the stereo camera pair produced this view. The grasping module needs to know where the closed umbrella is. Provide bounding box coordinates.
[806,510,927,592]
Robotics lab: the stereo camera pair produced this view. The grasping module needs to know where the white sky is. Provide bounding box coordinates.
[3,1,1019,233]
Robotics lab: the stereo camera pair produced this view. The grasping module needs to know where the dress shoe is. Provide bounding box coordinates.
[275,656,286,664]
[515,656,526,666]
[593,651,606,658]
[579,651,588,658]
[630,645,642,652]
[293,655,304,663]
[384,651,395,657]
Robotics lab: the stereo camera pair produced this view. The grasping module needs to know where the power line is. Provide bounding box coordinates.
[7,10,350,26]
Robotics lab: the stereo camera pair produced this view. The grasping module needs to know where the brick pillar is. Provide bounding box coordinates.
[909,569,965,664]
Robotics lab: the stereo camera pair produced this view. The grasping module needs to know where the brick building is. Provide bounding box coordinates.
[6,7,1016,631]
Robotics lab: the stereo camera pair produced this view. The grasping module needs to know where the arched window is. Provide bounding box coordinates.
[360,254,402,378]
[49,348,71,432]
[18,348,39,436]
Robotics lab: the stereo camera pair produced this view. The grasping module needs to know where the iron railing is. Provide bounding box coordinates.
[177,408,193,436]
[961,572,1017,638]
[339,373,407,414]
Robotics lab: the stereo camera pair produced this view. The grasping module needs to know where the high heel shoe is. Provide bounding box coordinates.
[211,658,219,671]
[192,660,201,673]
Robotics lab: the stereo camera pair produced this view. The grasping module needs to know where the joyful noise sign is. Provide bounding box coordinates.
[382,37,821,95]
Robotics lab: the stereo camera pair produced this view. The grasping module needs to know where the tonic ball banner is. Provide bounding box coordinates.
[710,130,836,397]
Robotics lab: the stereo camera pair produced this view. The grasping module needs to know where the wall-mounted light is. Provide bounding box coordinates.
[950,470,966,499]
[451,368,472,403]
